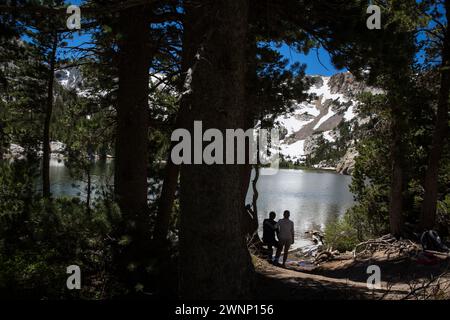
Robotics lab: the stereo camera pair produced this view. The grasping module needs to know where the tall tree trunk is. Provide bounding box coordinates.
[153,151,179,244]
[153,102,189,245]
[42,33,57,199]
[86,166,91,215]
[153,15,202,245]
[244,12,259,239]
[179,0,253,299]
[250,164,260,236]
[420,1,450,230]
[114,4,151,289]
[0,121,4,160]
[388,111,403,237]
[251,165,259,226]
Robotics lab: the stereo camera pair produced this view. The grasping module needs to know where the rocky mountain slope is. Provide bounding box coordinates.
[54,68,83,91]
[277,72,380,175]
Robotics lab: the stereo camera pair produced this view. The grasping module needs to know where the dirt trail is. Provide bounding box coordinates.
[254,252,450,300]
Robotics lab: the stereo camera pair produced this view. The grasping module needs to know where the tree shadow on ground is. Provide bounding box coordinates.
[254,261,407,300]
[301,255,450,284]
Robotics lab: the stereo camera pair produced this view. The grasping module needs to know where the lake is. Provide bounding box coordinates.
[48,159,114,198]
[49,161,355,248]
[246,168,355,248]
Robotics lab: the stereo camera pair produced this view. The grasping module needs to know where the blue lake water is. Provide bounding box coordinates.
[246,168,355,247]
[48,162,354,248]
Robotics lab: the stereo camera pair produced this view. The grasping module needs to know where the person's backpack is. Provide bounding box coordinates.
[420,230,449,252]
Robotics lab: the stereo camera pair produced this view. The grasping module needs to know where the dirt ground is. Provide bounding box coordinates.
[254,249,450,300]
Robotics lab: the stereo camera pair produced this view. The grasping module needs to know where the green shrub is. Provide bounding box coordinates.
[0,161,120,299]
[324,214,360,252]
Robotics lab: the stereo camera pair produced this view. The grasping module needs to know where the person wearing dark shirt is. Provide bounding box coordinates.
[263,211,279,263]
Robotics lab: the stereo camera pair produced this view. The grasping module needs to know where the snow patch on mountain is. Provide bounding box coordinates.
[344,104,356,121]
[277,72,370,168]
[278,112,315,136]
[308,77,347,102]
[323,130,336,143]
[280,140,305,159]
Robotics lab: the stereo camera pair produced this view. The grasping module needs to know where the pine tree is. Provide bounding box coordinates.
[420,0,450,230]
[178,0,253,299]
[16,0,70,198]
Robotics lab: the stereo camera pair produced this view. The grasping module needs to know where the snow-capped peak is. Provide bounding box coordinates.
[277,73,364,163]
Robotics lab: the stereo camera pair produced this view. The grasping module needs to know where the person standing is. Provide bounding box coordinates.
[262,211,279,262]
[274,210,294,267]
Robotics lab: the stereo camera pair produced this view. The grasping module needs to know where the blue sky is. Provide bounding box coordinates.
[63,35,341,76]
[63,34,341,76]
[68,0,82,5]
[277,44,345,76]
[63,0,343,76]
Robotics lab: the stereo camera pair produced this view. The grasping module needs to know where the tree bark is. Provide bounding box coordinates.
[244,13,259,239]
[42,33,58,199]
[248,164,260,244]
[388,110,404,237]
[420,0,450,230]
[251,165,259,228]
[153,15,201,245]
[0,121,4,160]
[86,166,91,215]
[179,0,253,299]
[114,4,152,289]
[153,85,191,245]
[153,140,180,244]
